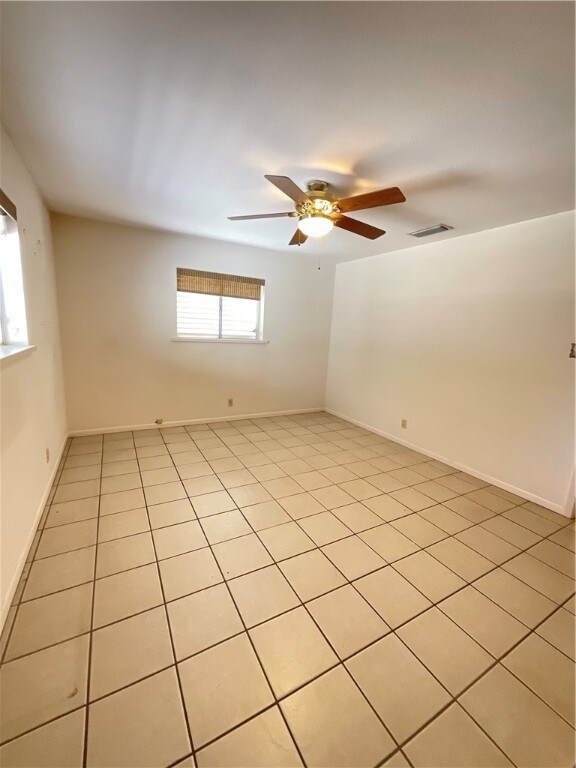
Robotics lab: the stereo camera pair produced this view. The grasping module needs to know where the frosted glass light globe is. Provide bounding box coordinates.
[298,215,334,238]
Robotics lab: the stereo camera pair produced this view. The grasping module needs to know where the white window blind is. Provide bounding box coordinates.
[176,269,264,340]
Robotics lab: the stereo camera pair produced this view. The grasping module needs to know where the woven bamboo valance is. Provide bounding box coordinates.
[177,268,264,300]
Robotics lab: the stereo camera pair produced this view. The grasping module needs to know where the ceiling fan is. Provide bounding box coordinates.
[228,175,406,246]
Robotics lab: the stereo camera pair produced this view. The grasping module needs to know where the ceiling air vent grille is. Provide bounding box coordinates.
[409,224,453,238]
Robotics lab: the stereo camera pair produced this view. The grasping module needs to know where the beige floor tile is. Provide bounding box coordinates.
[195,706,302,768]
[302,454,337,470]
[359,524,419,562]
[178,461,214,480]
[481,516,540,549]
[503,507,561,537]
[262,477,303,499]
[100,487,145,515]
[322,536,385,580]
[298,511,352,545]
[404,703,512,767]
[466,488,515,513]
[503,633,574,725]
[502,552,574,603]
[413,480,459,503]
[281,666,395,767]
[277,459,313,476]
[528,539,575,578]
[456,524,520,564]
[212,533,273,578]
[168,583,243,660]
[153,520,207,559]
[137,444,169,459]
[96,531,156,578]
[355,566,432,628]
[389,487,436,512]
[461,664,575,768]
[179,634,274,747]
[160,548,223,601]
[87,667,190,767]
[171,450,204,465]
[250,607,337,696]
[242,499,291,530]
[347,633,451,743]
[248,463,287,482]
[319,466,357,484]
[474,569,556,627]
[388,467,429,486]
[45,497,99,528]
[55,460,99,484]
[338,478,382,501]
[228,483,272,507]
[65,451,101,468]
[293,470,333,491]
[183,475,224,497]
[329,502,383,533]
[279,550,346,601]
[257,522,315,561]
[346,460,382,478]
[363,495,411,522]
[395,551,466,602]
[398,608,493,694]
[141,466,180,486]
[210,457,245,473]
[437,475,481,494]
[382,750,411,767]
[100,472,142,495]
[0,635,89,742]
[367,456,403,473]
[23,546,95,600]
[564,595,575,614]
[217,468,256,488]
[308,585,389,658]
[0,709,85,768]
[148,498,196,529]
[36,519,97,559]
[439,586,528,657]
[427,537,493,582]
[138,454,174,471]
[420,504,472,534]
[228,565,299,627]
[549,525,576,553]
[97,508,149,543]
[145,481,188,506]
[391,515,447,547]
[277,492,326,519]
[536,608,575,660]
[364,473,406,494]
[200,510,252,544]
[6,583,92,661]
[192,490,237,518]
[523,502,572,525]
[444,496,495,524]
[90,606,173,699]
[309,485,356,509]
[94,563,163,627]
[53,479,100,504]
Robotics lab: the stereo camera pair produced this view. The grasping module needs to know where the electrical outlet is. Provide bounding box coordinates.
[401,419,407,429]
[45,448,50,463]
[228,398,234,407]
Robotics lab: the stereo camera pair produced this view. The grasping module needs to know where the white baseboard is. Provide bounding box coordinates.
[0,434,69,632]
[325,408,573,518]
[67,407,326,437]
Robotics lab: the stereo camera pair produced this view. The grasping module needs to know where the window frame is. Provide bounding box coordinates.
[174,269,267,344]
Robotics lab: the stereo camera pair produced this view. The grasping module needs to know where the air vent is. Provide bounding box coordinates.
[408,224,453,238]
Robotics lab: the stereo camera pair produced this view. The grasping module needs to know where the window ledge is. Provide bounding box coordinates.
[0,344,36,363]
[171,337,270,344]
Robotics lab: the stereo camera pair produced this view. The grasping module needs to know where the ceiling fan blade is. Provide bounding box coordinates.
[228,212,294,221]
[289,228,308,246]
[334,215,386,240]
[265,175,310,205]
[337,186,405,213]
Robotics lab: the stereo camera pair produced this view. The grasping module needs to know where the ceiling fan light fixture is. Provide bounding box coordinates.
[298,214,333,238]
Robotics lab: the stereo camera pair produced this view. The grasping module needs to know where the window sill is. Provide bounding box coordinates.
[171,337,270,344]
[0,344,37,363]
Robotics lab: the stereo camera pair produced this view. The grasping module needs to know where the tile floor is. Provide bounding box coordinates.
[0,411,574,767]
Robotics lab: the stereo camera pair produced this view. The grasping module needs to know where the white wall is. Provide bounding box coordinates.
[326,212,575,514]
[0,128,68,624]
[52,214,335,432]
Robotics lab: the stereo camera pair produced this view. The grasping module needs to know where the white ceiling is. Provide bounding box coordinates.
[1,1,574,262]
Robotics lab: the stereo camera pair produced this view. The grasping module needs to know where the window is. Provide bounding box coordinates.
[176,268,265,341]
[0,190,28,348]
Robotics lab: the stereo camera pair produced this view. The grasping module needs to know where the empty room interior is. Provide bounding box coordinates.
[0,2,575,767]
